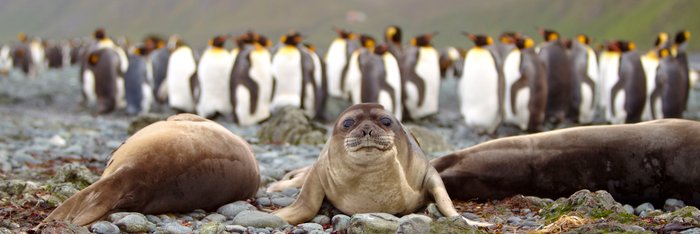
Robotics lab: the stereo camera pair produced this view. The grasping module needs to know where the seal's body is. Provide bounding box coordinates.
[44,114,260,226]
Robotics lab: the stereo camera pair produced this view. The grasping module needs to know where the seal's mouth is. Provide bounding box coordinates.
[344,136,394,152]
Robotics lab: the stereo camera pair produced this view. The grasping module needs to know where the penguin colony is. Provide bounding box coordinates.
[1,28,693,131]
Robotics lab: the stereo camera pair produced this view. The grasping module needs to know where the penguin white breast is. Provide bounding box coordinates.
[271,47,303,109]
[167,47,197,112]
[413,47,440,116]
[197,49,234,115]
[460,48,500,131]
[325,39,348,97]
[345,51,363,104]
[502,50,525,124]
[382,53,402,121]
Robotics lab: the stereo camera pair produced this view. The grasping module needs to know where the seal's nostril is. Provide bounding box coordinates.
[368,130,373,136]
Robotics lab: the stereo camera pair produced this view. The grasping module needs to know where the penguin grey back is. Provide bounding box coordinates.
[124,53,148,115]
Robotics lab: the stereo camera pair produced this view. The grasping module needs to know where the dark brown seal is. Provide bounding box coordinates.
[44,114,260,226]
[432,119,700,207]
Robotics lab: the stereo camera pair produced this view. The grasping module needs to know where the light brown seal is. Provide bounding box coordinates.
[44,113,260,226]
[272,103,489,226]
[432,118,700,207]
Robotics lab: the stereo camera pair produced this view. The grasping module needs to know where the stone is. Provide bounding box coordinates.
[232,210,288,228]
[49,135,67,147]
[113,213,156,233]
[348,213,400,234]
[203,213,227,223]
[127,114,164,135]
[146,214,161,224]
[332,214,351,232]
[462,212,481,221]
[217,201,257,219]
[405,125,453,153]
[298,222,324,232]
[257,106,326,145]
[635,202,655,215]
[226,224,247,233]
[426,203,444,219]
[199,221,226,234]
[160,222,193,234]
[430,216,484,234]
[281,187,300,197]
[681,228,700,234]
[664,198,686,212]
[51,163,99,189]
[257,197,272,206]
[35,220,90,234]
[654,206,700,225]
[271,197,295,207]
[397,214,432,234]
[623,204,635,214]
[541,189,626,220]
[311,215,330,226]
[89,221,120,234]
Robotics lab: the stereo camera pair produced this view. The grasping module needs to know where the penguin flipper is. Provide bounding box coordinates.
[510,74,529,116]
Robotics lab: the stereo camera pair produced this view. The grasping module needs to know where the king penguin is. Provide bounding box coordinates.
[603,41,646,124]
[568,34,599,124]
[385,25,404,62]
[640,32,670,121]
[0,44,13,75]
[196,35,235,119]
[149,39,171,103]
[325,28,358,98]
[650,48,687,119]
[345,36,403,120]
[165,37,198,113]
[271,32,318,118]
[123,46,153,115]
[11,32,34,76]
[459,33,503,134]
[503,36,547,131]
[301,42,328,121]
[82,48,123,113]
[537,29,572,123]
[230,32,274,126]
[402,33,441,120]
[673,30,691,113]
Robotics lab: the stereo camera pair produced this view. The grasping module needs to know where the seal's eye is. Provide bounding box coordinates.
[342,119,355,128]
[379,117,392,127]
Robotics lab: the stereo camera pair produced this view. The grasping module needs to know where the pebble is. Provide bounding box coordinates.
[506,216,522,224]
[49,135,67,147]
[203,213,227,223]
[348,213,400,233]
[90,221,120,234]
[281,188,300,197]
[397,214,432,234]
[145,214,161,224]
[664,198,685,212]
[199,221,226,234]
[257,197,272,206]
[623,204,635,214]
[635,202,654,215]
[681,228,700,234]
[461,212,481,221]
[217,201,257,219]
[271,197,295,207]
[160,222,193,234]
[332,214,351,232]
[226,224,247,233]
[311,215,330,226]
[113,213,156,233]
[297,222,324,232]
[232,210,288,228]
[426,203,444,219]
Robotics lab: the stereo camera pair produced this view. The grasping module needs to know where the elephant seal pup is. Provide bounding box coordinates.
[432,119,700,207]
[44,114,260,226]
[273,103,489,226]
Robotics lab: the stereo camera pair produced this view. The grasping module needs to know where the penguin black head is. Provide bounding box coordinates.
[281,32,302,46]
[499,32,519,44]
[654,32,669,48]
[605,41,621,52]
[235,31,257,48]
[515,37,535,50]
[577,34,591,45]
[618,41,636,52]
[374,43,389,55]
[385,25,402,44]
[210,35,228,48]
[94,28,106,40]
[538,29,560,42]
[258,34,272,48]
[411,33,436,47]
[675,30,691,45]
[334,28,355,40]
[463,33,492,47]
[359,34,376,50]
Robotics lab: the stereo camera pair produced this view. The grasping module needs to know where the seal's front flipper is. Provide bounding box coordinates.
[273,166,325,225]
[426,169,493,227]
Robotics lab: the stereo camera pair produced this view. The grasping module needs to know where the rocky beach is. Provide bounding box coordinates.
[1,66,700,233]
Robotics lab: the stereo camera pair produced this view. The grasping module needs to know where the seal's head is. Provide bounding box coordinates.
[333,104,403,159]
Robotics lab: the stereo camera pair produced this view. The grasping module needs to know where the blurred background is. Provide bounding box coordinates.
[0,0,698,51]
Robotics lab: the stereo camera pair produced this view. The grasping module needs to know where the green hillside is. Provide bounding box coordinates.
[0,0,697,51]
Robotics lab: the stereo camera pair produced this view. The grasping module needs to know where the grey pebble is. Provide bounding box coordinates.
[298,222,324,232]
[623,204,635,214]
[255,188,268,198]
[271,197,295,207]
[89,221,120,234]
[257,197,272,206]
[232,210,288,228]
[461,212,481,221]
[332,214,351,231]
[12,151,40,164]
[348,213,400,233]
[114,213,156,233]
[160,222,193,234]
[521,220,541,228]
[281,188,299,197]
[226,224,247,233]
[506,216,522,224]
[664,198,685,212]
[146,214,161,224]
[635,202,654,215]
[681,228,700,234]
[425,203,444,219]
[199,221,226,234]
[217,201,257,219]
[108,212,138,222]
[397,214,432,234]
[203,213,227,223]
[311,215,330,226]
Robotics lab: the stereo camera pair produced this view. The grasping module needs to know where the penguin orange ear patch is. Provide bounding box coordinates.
[88,54,100,65]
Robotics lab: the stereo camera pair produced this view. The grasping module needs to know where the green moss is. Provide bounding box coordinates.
[541,202,575,223]
[609,212,639,224]
[590,209,614,219]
